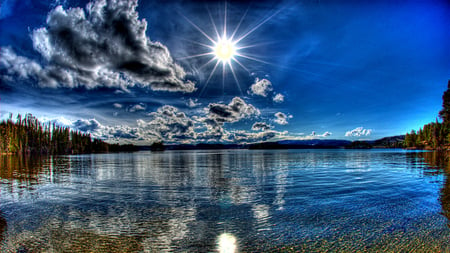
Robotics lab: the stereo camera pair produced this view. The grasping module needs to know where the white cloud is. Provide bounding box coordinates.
[274,112,291,125]
[139,105,196,141]
[113,103,123,109]
[273,93,284,103]
[311,131,332,137]
[187,98,200,108]
[248,78,272,97]
[345,127,372,137]
[1,0,195,92]
[128,103,146,112]
[71,118,139,140]
[0,47,43,82]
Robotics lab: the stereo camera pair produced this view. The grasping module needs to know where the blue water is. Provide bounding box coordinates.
[0,149,449,252]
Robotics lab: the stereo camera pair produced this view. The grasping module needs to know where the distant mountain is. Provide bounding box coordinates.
[139,136,405,151]
[248,139,352,149]
[368,135,405,148]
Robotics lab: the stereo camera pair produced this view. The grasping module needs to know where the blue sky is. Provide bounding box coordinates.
[0,0,449,144]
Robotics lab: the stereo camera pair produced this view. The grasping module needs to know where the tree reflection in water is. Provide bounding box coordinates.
[0,211,6,245]
[418,151,450,226]
[0,155,72,195]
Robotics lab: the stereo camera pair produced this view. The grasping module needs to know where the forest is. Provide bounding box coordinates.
[404,80,450,150]
[0,113,135,155]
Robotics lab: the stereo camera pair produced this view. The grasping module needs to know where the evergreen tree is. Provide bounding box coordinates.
[439,80,450,123]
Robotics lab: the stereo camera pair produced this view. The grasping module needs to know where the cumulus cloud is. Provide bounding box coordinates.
[248,78,272,97]
[0,47,43,82]
[1,0,195,92]
[207,97,260,124]
[252,122,272,131]
[273,93,284,103]
[71,118,139,140]
[345,127,372,137]
[274,112,291,125]
[195,122,228,142]
[139,105,196,141]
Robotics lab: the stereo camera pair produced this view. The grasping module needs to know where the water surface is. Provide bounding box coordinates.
[0,149,449,252]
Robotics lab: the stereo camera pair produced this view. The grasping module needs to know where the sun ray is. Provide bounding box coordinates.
[228,61,244,96]
[235,8,283,44]
[235,41,278,50]
[235,53,272,65]
[230,6,250,41]
[207,7,221,40]
[222,61,226,93]
[199,60,221,97]
[179,37,212,49]
[233,57,250,74]
[223,2,227,38]
[180,13,216,44]
[199,57,218,70]
[177,52,214,60]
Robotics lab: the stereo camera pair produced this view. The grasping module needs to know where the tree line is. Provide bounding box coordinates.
[404,80,450,150]
[0,113,136,155]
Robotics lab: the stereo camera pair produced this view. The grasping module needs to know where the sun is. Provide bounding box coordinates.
[180,3,280,96]
[214,37,236,63]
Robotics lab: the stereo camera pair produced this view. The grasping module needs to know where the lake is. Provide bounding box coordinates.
[0,149,449,252]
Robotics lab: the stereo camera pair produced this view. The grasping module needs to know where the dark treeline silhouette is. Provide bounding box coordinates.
[404,80,450,150]
[0,113,136,155]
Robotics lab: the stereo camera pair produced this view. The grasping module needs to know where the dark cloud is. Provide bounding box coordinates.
[252,122,272,131]
[72,118,101,132]
[231,130,278,143]
[207,97,260,123]
[274,112,291,125]
[1,0,195,92]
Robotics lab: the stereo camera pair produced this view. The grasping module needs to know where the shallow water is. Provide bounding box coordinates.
[0,149,449,252]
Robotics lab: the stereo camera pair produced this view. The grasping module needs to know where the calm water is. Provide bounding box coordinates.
[0,149,450,252]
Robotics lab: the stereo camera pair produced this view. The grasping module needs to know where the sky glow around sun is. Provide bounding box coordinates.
[180,3,281,95]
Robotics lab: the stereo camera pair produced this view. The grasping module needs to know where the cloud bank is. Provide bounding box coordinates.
[68,96,294,144]
[1,0,195,92]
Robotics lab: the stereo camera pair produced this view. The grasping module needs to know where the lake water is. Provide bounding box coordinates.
[0,149,450,252]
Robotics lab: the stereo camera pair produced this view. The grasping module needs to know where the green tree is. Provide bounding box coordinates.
[439,80,450,123]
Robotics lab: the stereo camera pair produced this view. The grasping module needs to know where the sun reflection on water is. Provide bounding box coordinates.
[217,233,237,253]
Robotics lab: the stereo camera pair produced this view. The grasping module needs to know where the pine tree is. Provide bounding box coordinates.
[439,80,450,123]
